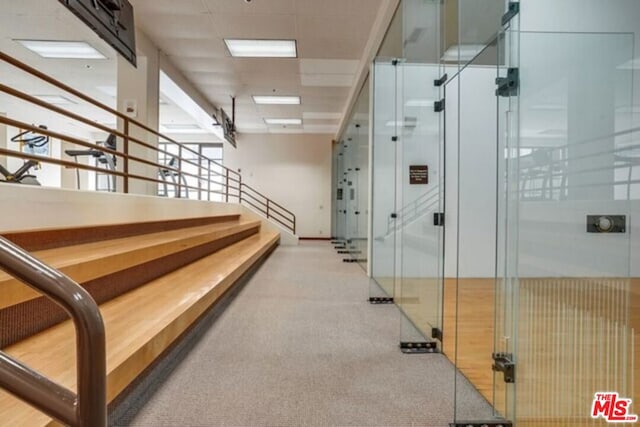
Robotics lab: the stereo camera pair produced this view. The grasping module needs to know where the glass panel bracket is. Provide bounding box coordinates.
[399,341,438,354]
[433,213,445,226]
[495,68,519,97]
[434,100,445,112]
[501,1,520,26]
[431,327,443,341]
[492,352,516,383]
[434,73,448,87]
[450,421,512,427]
[369,297,394,304]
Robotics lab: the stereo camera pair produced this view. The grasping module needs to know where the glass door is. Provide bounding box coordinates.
[370,58,446,349]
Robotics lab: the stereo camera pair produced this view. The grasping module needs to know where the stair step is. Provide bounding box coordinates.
[0,218,260,310]
[1,215,241,251]
[0,231,280,426]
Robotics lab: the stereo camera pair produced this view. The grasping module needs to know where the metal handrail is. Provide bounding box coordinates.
[240,183,296,234]
[0,237,106,427]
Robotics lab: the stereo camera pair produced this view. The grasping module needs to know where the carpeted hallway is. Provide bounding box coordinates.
[113,242,491,426]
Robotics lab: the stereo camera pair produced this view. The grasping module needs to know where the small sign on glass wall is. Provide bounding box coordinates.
[409,165,429,184]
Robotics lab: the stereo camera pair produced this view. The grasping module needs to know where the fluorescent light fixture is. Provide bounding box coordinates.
[264,118,302,126]
[303,112,342,120]
[405,99,435,108]
[34,94,77,105]
[162,124,204,131]
[252,95,301,105]
[385,118,417,128]
[224,39,297,58]
[16,40,106,59]
[441,44,485,62]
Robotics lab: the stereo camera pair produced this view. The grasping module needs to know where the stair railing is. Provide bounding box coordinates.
[0,50,297,235]
[0,237,106,427]
[240,183,296,234]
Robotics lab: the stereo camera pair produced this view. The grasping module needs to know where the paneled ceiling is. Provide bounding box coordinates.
[130,0,383,134]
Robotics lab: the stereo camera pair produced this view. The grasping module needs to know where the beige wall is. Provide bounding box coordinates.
[225,133,333,238]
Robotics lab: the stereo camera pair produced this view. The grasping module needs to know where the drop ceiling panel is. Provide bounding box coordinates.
[302,112,342,120]
[184,71,239,87]
[212,14,297,40]
[294,0,351,17]
[298,36,366,59]
[233,59,300,76]
[301,74,354,87]
[137,14,214,40]
[299,59,360,75]
[205,0,296,15]
[155,38,228,58]
[133,0,209,15]
[170,57,237,74]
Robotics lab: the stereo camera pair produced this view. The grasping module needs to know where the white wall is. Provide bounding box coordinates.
[224,133,333,238]
[445,66,497,278]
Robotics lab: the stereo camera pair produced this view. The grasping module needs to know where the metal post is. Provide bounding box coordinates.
[207,159,212,202]
[225,169,230,203]
[177,145,183,198]
[123,120,129,194]
[266,199,270,220]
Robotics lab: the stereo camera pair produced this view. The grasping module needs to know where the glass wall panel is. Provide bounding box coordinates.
[507,31,635,426]
[371,60,399,299]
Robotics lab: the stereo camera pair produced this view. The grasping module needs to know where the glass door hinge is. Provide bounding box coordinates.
[495,68,519,97]
[492,352,515,383]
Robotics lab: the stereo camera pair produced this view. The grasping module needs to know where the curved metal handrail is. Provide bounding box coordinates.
[0,237,106,427]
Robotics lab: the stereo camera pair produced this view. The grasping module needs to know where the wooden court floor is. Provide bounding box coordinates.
[376,276,640,425]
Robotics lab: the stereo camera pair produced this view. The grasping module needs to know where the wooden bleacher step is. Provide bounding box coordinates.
[0,230,280,426]
[0,217,261,347]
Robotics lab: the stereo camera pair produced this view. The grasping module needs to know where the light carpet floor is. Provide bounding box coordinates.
[117,242,493,426]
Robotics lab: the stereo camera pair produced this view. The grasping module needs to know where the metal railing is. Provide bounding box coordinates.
[0,237,106,426]
[241,183,296,234]
[515,127,640,201]
[0,50,296,235]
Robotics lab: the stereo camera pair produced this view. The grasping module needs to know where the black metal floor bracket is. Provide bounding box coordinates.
[451,421,512,427]
[369,297,393,304]
[400,342,438,354]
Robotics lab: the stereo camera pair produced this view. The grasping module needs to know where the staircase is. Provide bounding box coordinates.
[0,214,279,425]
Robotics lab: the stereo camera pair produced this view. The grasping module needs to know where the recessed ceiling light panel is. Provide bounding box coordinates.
[16,40,106,59]
[34,95,77,105]
[264,118,302,126]
[225,39,297,58]
[253,95,301,105]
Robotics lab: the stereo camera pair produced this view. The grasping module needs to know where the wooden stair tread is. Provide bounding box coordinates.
[0,231,280,426]
[0,218,261,309]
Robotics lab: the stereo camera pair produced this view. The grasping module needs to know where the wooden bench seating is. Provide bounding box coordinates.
[0,215,279,426]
